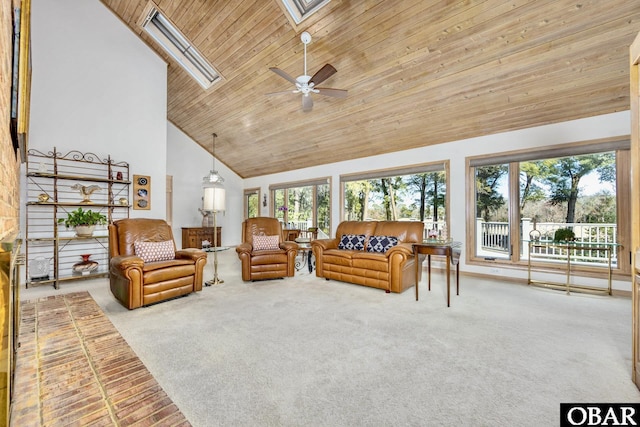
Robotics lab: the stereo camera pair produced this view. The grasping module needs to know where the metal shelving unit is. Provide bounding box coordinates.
[25,148,130,289]
[526,239,618,295]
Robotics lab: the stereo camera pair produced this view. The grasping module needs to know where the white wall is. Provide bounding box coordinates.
[29,0,168,219]
[166,123,244,247]
[244,111,632,291]
[27,0,245,248]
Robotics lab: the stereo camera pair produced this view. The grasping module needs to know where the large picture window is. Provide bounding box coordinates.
[467,137,631,274]
[270,178,331,237]
[341,162,449,238]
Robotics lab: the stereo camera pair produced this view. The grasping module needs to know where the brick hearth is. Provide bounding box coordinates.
[10,292,190,426]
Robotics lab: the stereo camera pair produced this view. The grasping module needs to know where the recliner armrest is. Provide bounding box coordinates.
[175,248,207,262]
[110,254,144,272]
[236,242,253,255]
[280,241,299,251]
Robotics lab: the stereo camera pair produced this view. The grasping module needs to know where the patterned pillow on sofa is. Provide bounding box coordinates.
[134,240,175,263]
[253,235,280,251]
[366,235,399,253]
[338,234,366,251]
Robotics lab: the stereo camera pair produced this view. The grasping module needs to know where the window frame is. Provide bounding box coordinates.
[268,177,331,233]
[340,160,450,236]
[243,187,260,220]
[139,2,222,89]
[465,136,632,277]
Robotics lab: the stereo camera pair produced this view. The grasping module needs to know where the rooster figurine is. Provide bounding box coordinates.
[71,183,101,203]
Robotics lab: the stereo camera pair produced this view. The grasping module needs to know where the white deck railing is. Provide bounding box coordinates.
[280,220,329,239]
[477,218,618,266]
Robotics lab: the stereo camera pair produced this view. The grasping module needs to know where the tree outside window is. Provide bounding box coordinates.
[342,164,448,235]
[271,181,330,236]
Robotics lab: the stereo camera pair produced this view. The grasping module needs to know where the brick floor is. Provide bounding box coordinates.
[10,292,191,426]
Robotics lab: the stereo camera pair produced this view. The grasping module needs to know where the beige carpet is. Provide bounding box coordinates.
[11,292,190,426]
[21,250,640,426]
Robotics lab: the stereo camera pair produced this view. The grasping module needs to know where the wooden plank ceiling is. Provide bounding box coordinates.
[100,0,640,178]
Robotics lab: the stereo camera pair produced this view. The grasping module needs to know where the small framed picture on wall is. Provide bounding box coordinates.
[133,174,150,210]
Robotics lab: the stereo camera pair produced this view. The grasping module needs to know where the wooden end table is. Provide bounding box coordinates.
[413,241,462,307]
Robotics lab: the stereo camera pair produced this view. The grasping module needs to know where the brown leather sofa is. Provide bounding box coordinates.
[108,218,207,309]
[236,217,299,281]
[311,221,425,293]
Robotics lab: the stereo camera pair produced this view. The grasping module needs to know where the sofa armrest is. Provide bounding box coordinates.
[175,248,207,262]
[311,238,339,277]
[386,242,415,257]
[311,238,338,251]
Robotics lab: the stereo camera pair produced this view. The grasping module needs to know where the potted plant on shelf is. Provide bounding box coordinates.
[553,227,575,242]
[58,207,107,237]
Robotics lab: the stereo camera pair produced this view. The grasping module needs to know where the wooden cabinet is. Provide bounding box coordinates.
[25,148,130,289]
[182,227,222,249]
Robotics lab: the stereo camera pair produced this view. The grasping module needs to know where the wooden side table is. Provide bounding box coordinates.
[413,241,462,307]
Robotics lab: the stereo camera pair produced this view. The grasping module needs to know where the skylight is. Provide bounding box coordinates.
[281,0,331,24]
[141,7,221,89]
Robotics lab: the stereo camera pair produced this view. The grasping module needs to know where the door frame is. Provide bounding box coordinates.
[630,31,640,388]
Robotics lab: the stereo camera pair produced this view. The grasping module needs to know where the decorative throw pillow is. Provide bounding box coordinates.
[338,234,366,251]
[366,235,399,253]
[134,240,175,263]
[253,235,280,251]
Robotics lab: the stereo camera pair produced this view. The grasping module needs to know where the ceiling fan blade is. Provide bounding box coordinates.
[269,67,297,84]
[266,90,297,96]
[316,87,348,98]
[309,64,337,85]
[302,94,313,112]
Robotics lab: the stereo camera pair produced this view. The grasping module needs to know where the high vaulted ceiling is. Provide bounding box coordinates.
[100,0,640,178]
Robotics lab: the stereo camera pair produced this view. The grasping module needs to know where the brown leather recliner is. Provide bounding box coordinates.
[236,217,299,281]
[108,218,207,309]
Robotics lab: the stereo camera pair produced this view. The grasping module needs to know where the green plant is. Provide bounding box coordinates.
[553,227,575,242]
[58,208,107,228]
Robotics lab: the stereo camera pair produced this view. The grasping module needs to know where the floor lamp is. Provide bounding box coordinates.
[203,133,225,286]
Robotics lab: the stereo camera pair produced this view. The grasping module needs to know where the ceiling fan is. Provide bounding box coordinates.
[268,31,347,112]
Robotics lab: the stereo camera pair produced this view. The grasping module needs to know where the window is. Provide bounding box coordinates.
[467,137,631,274]
[280,0,331,24]
[243,188,259,219]
[141,4,221,89]
[270,178,331,237]
[341,162,449,238]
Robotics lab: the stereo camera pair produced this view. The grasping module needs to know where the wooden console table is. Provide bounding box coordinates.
[181,227,222,249]
[413,241,462,307]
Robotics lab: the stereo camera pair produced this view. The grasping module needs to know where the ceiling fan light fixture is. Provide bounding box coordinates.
[266,30,348,112]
